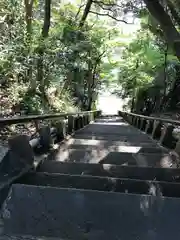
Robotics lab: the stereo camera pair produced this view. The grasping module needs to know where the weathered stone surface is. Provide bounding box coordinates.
[83,115,88,126]
[0,152,31,206]
[56,121,66,141]
[79,116,84,128]
[17,172,180,198]
[68,116,74,134]
[48,144,172,166]
[74,116,81,130]
[145,120,154,134]
[39,127,52,150]
[159,125,175,148]
[152,121,162,139]
[8,135,34,165]
[140,118,147,131]
[175,138,180,156]
[0,144,8,164]
[2,184,180,239]
[1,115,180,240]
[38,161,180,182]
[0,135,34,206]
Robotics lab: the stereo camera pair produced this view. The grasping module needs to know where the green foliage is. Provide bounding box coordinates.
[118,28,167,99]
[3,0,179,116]
[0,0,117,115]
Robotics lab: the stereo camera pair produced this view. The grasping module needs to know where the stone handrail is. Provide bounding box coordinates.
[0,110,101,126]
[0,110,101,153]
[118,111,180,156]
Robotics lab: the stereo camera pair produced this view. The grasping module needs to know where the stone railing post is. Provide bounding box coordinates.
[152,120,162,139]
[145,120,154,134]
[159,124,174,148]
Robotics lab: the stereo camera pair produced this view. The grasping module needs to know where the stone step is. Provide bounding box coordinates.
[38,161,180,182]
[78,124,139,134]
[137,147,169,154]
[2,184,180,239]
[61,137,168,153]
[73,133,154,143]
[72,134,159,145]
[77,129,146,137]
[60,141,159,153]
[49,147,173,166]
[16,172,180,198]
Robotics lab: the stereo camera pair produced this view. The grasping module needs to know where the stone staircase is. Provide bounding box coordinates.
[1,115,180,239]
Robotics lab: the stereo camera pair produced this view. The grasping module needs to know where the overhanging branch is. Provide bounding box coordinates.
[75,3,86,20]
[92,0,139,11]
[93,0,125,9]
[89,11,132,23]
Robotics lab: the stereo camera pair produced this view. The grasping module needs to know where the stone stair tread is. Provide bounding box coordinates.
[38,161,180,182]
[16,172,180,198]
[76,130,146,136]
[72,135,159,146]
[2,184,180,239]
[59,137,168,153]
[69,136,155,145]
[49,146,172,166]
[59,142,159,152]
[99,152,173,167]
[137,147,169,154]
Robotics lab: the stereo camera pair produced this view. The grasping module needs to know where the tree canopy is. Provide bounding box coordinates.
[1,0,180,116]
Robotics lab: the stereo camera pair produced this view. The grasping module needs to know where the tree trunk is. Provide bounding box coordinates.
[86,50,94,110]
[61,0,92,109]
[167,0,180,27]
[144,0,180,60]
[42,0,51,38]
[24,0,35,90]
[36,0,51,107]
[79,0,93,27]
[59,71,73,96]
[24,0,33,39]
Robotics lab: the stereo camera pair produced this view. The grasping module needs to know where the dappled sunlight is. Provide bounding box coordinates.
[160,155,175,168]
[49,115,174,168]
[67,138,142,153]
[140,195,151,216]
[50,133,173,167]
[148,182,163,197]
[54,138,143,164]
[66,138,101,146]
[102,164,112,171]
[133,153,175,168]
[140,183,164,216]
[117,146,141,153]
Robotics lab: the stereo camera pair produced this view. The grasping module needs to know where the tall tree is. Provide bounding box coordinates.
[24,0,35,90]
[143,0,180,60]
[37,0,51,106]
[24,0,34,39]
[79,0,93,27]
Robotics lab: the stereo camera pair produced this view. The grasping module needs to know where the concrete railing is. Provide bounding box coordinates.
[0,110,102,205]
[118,111,180,155]
[0,110,102,153]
